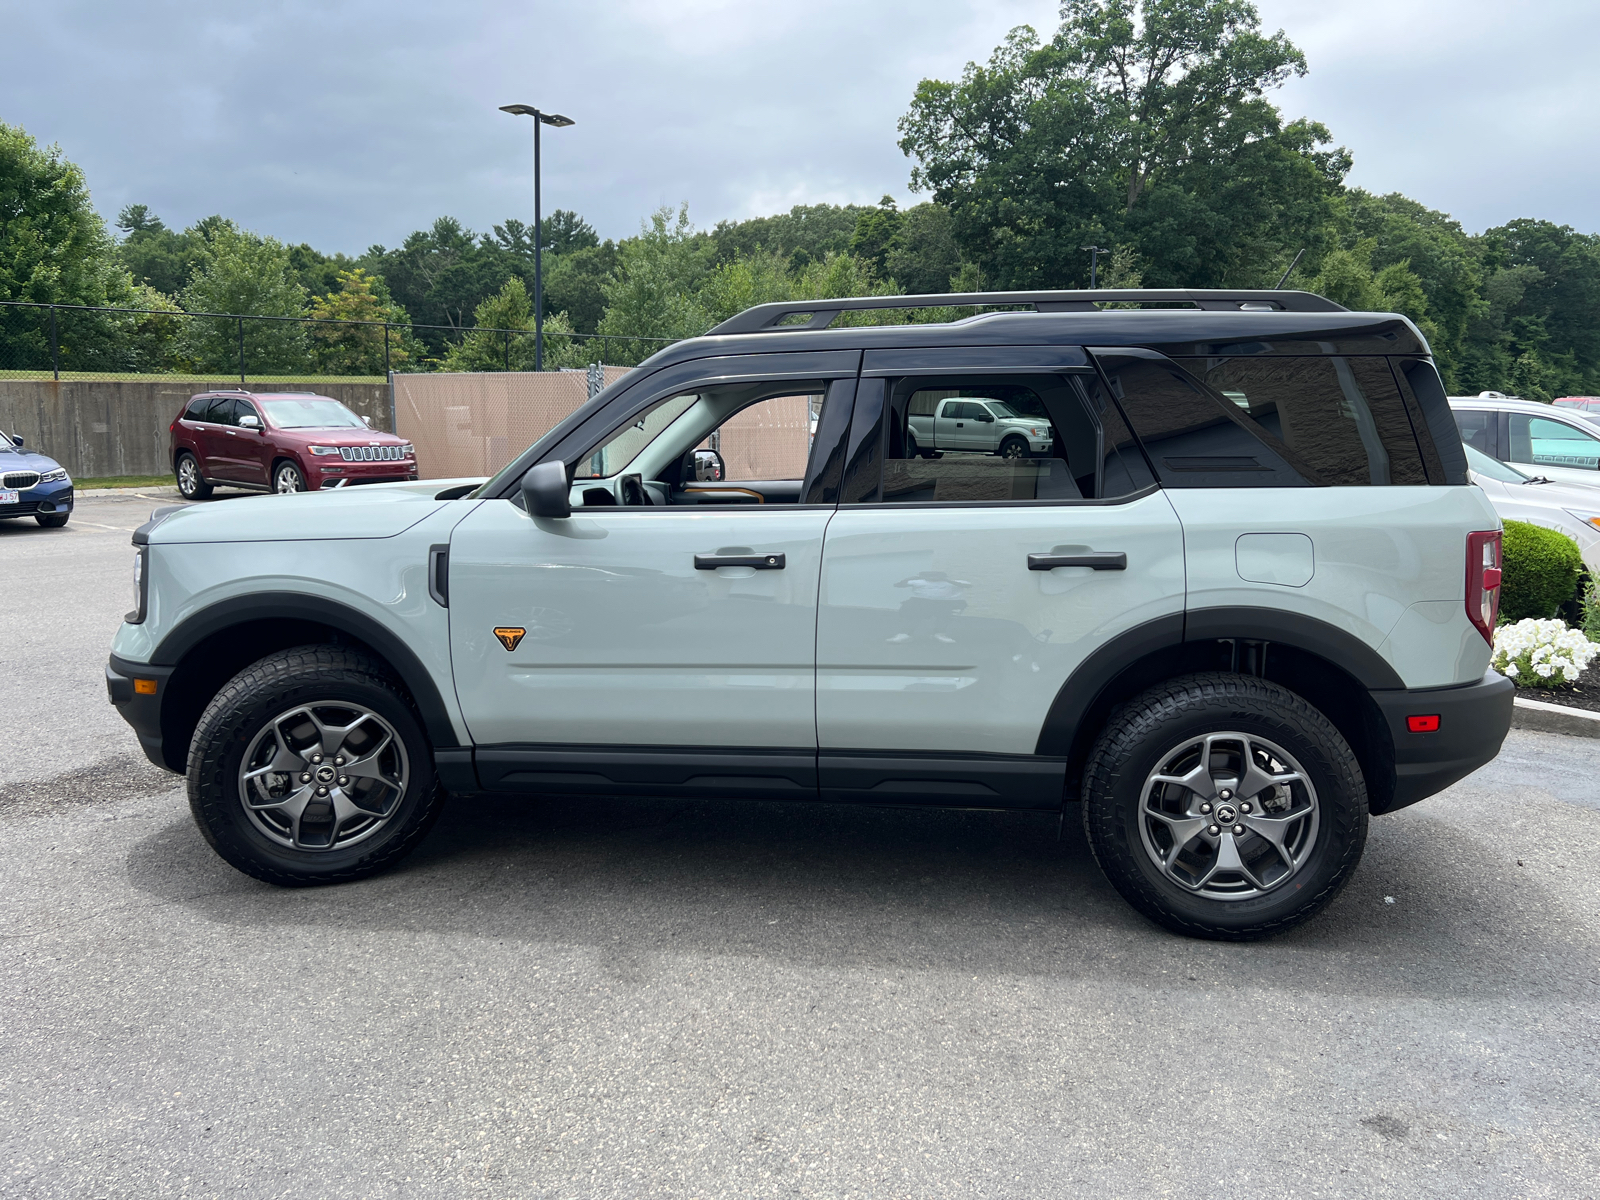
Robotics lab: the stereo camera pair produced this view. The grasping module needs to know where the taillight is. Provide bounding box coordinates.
[1466,530,1502,645]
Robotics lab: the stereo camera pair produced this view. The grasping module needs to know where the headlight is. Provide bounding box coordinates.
[128,547,148,624]
[1563,509,1600,532]
[309,445,341,456]
[39,467,69,484]
[403,443,415,458]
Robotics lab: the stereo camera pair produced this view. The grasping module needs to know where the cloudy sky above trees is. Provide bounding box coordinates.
[3,0,1597,253]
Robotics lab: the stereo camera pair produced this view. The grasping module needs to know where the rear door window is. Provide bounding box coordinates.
[1454,409,1497,458]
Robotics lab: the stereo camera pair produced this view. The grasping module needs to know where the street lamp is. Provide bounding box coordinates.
[1080,245,1110,290]
[500,104,575,371]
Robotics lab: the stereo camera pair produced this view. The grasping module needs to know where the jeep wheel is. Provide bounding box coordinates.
[274,462,306,493]
[998,435,1029,460]
[1082,673,1367,940]
[176,452,212,499]
[187,645,444,886]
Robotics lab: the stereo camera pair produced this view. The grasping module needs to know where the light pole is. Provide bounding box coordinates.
[1081,245,1110,289]
[499,103,574,371]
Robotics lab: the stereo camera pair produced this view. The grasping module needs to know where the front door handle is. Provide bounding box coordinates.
[695,553,785,570]
[1028,551,1126,571]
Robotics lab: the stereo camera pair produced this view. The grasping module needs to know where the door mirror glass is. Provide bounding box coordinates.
[238,414,261,430]
[10,434,22,447]
[520,461,572,518]
[690,448,725,481]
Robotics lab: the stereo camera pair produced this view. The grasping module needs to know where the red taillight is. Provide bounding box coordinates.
[1407,715,1440,733]
[1466,530,1502,645]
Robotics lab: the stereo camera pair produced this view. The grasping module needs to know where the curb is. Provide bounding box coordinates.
[1512,696,1600,739]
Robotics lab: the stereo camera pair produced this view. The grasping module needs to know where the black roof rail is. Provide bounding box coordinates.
[704,288,1348,335]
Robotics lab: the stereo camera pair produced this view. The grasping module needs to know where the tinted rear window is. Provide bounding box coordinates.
[1176,356,1429,485]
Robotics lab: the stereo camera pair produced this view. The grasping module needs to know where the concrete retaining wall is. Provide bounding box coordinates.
[0,379,393,479]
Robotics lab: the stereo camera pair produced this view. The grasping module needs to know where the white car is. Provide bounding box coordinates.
[1465,444,1600,572]
[1451,394,1600,490]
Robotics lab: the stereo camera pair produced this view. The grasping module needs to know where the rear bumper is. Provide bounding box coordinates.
[106,655,180,773]
[1369,670,1514,814]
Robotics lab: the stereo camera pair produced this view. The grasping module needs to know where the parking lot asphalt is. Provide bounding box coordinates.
[3,494,1599,1198]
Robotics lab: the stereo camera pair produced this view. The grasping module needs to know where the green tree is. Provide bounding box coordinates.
[850,196,903,279]
[883,202,964,294]
[179,222,311,374]
[544,241,620,334]
[308,267,419,375]
[440,276,578,371]
[710,203,865,271]
[0,122,133,371]
[898,1,1345,289]
[363,217,513,353]
[595,205,716,363]
[115,204,203,297]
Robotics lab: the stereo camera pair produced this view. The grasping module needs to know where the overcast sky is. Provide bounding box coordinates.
[3,0,1598,256]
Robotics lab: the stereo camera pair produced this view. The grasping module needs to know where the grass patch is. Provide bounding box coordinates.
[75,474,175,490]
[0,371,387,385]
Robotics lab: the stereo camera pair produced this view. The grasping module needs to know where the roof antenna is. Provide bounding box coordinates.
[1275,248,1305,290]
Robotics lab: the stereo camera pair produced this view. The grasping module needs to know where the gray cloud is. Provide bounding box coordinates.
[2,0,1595,256]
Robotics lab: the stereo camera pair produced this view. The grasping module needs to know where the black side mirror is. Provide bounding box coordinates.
[520,461,572,518]
[10,435,22,447]
[976,413,995,423]
[691,447,725,482]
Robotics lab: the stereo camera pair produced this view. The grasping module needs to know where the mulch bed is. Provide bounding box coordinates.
[1513,658,1600,713]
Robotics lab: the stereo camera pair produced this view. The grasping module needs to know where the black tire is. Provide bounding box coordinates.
[1082,672,1367,940]
[187,645,444,886]
[273,460,306,493]
[998,435,1029,460]
[176,451,213,499]
[34,511,69,528]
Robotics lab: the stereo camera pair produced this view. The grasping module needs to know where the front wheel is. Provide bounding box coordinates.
[35,511,69,528]
[187,645,444,885]
[1081,673,1368,940]
[274,461,306,493]
[998,436,1029,460]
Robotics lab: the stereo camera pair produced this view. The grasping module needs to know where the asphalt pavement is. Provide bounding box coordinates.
[2,493,1598,1198]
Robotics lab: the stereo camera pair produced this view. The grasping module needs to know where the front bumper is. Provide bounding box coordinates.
[106,655,180,773]
[0,480,72,518]
[307,460,419,489]
[1370,669,1514,813]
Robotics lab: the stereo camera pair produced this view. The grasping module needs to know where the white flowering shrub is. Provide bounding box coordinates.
[1491,618,1600,687]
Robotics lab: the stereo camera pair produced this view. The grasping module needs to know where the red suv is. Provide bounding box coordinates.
[170,391,417,498]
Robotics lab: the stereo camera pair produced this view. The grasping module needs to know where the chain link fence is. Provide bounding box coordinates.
[0,298,674,383]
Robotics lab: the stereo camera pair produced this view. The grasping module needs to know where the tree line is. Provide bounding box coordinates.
[3,0,1599,395]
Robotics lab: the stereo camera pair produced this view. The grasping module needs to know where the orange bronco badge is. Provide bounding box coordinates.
[493,627,526,652]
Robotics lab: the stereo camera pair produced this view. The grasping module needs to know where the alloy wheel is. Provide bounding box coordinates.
[178,456,199,496]
[275,464,304,493]
[1137,731,1320,900]
[238,702,409,851]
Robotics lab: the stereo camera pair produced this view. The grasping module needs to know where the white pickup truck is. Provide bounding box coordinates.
[906,398,1054,459]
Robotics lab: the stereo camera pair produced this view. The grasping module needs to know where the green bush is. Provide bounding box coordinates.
[1500,520,1583,621]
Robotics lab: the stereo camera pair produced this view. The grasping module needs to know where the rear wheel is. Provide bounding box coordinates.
[1082,672,1368,940]
[176,452,212,499]
[187,645,445,886]
[35,511,69,528]
[273,461,306,493]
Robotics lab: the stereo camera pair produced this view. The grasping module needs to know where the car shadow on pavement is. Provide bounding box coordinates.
[123,786,1600,1001]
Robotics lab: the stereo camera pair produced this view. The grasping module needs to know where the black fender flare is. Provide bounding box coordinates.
[1035,606,1404,757]
[151,592,461,749]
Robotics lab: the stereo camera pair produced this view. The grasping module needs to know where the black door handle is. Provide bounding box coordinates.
[695,553,786,570]
[1028,552,1126,571]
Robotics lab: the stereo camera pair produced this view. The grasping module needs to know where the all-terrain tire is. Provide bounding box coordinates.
[187,644,444,886]
[1081,672,1368,940]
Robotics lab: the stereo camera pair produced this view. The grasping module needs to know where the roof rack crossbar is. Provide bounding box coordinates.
[705,289,1347,335]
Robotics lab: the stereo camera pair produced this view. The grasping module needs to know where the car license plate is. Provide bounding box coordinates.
[0,490,17,505]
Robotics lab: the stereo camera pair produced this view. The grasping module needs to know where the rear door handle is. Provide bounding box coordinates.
[1028,552,1126,571]
[695,553,786,570]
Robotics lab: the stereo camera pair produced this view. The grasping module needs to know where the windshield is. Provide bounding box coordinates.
[1465,443,1532,483]
[258,397,366,429]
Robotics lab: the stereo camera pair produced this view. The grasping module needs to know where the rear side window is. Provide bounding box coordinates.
[1176,357,1429,486]
[1089,352,1310,487]
[852,373,1152,504]
[184,397,211,420]
[1454,410,1497,458]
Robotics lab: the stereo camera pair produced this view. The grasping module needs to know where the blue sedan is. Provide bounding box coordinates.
[0,429,73,528]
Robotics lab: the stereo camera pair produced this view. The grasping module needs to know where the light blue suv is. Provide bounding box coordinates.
[107,289,1514,939]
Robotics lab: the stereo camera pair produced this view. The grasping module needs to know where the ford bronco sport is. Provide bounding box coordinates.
[106,289,1514,940]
